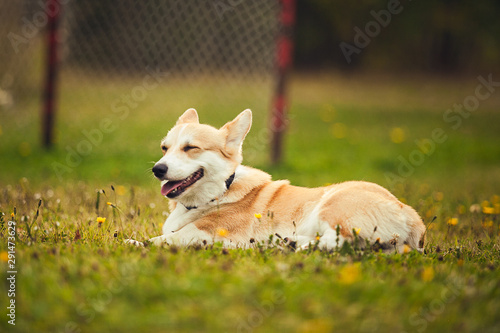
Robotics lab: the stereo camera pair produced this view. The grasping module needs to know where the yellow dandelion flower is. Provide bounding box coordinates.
[353,228,361,236]
[491,195,500,204]
[338,263,361,284]
[217,228,228,238]
[481,200,490,208]
[116,185,126,196]
[494,204,500,214]
[106,202,113,206]
[0,251,9,262]
[96,217,106,224]
[421,267,434,282]
[11,212,15,218]
[403,244,411,254]
[315,235,321,241]
[433,192,444,202]
[447,218,458,226]
[482,220,494,228]
[254,213,262,219]
[390,127,406,144]
[389,127,406,143]
[483,206,495,214]
[330,122,347,139]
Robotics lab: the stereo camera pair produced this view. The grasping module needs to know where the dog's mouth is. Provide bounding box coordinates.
[161,168,204,198]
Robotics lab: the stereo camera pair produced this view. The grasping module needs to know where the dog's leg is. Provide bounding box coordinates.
[123,235,169,247]
[154,224,216,247]
[149,235,169,246]
[296,228,348,251]
[318,228,348,250]
[124,239,145,247]
[295,235,316,251]
[125,223,213,247]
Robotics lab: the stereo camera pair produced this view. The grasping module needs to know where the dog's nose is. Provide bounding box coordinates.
[152,164,168,178]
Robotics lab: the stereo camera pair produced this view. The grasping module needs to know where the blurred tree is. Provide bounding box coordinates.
[294,0,500,74]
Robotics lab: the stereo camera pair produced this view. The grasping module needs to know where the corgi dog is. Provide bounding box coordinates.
[125,108,426,252]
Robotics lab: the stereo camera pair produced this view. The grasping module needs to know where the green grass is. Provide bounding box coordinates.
[1,72,499,332]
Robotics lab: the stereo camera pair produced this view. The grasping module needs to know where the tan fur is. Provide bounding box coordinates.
[192,167,425,250]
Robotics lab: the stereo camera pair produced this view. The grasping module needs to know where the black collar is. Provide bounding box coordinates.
[183,172,235,211]
[224,172,236,190]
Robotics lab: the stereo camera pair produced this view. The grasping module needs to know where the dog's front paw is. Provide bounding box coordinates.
[296,243,310,252]
[124,239,145,247]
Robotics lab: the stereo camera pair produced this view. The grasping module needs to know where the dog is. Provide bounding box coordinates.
[125,108,426,252]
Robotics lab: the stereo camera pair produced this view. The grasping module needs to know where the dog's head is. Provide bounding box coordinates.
[152,108,252,207]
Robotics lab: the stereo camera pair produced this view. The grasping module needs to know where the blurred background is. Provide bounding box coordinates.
[295,0,500,73]
[0,0,499,197]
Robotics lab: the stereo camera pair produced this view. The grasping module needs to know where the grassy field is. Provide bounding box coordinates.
[1,72,500,332]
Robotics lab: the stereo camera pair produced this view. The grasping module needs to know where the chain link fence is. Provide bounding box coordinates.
[1,0,281,145]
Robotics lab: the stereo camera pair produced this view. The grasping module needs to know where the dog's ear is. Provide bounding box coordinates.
[221,109,252,154]
[176,108,199,125]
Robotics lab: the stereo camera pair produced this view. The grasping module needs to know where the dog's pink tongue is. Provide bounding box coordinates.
[161,181,182,196]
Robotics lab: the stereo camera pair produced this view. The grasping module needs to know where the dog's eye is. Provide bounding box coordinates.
[161,146,168,153]
[183,145,199,152]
